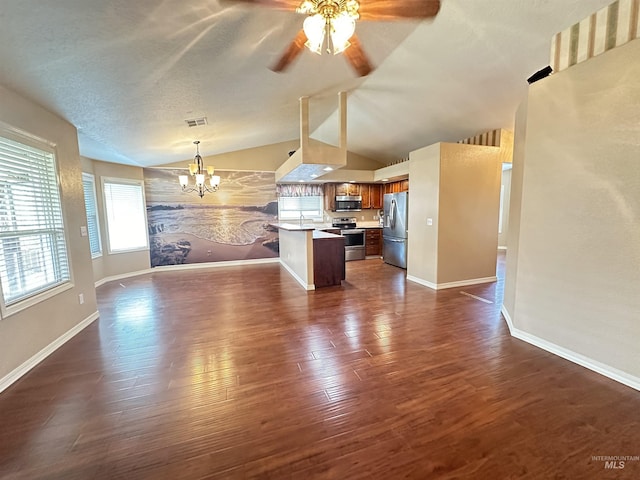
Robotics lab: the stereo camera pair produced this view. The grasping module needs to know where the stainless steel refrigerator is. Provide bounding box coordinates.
[383,191,408,268]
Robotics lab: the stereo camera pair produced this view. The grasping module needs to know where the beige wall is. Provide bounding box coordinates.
[0,85,98,384]
[81,158,151,283]
[160,140,300,172]
[407,144,441,286]
[160,139,384,176]
[502,96,528,317]
[437,143,501,284]
[498,168,512,248]
[407,143,501,288]
[504,40,640,381]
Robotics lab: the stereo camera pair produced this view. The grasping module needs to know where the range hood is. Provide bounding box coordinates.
[275,92,348,183]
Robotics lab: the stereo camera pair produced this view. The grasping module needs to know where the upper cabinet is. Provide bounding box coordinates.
[324,182,404,211]
[362,184,383,209]
[335,183,361,197]
[384,180,409,194]
[324,183,336,212]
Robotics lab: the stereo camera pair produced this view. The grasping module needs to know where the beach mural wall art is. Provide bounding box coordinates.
[143,168,279,267]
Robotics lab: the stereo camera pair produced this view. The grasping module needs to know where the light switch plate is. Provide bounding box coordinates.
[80,226,88,237]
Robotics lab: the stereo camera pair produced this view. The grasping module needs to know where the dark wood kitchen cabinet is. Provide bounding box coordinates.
[335,183,361,197]
[361,185,371,209]
[313,232,345,287]
[384,180,409,194]
[370,184,383,209]
[324,183,336,211]
[365,228,382,257]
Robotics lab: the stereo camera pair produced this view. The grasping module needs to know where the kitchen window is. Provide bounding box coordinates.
[278,196,324,221]
[102,178,148,253]
[82,173,102,258]
[0,132,70,314]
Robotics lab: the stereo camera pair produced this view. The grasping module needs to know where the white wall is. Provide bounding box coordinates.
[0,85,98,388]
[503,39,640,385]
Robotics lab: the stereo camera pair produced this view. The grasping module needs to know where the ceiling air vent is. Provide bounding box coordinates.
[185,117,208,128]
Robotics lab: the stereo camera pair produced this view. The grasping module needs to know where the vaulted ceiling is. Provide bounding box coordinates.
[0,0,613,167]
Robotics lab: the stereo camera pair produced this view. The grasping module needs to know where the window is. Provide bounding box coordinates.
[102,178,148,253]
[0,134,70,309]
[278,196,324,221]
[82,173,102,258]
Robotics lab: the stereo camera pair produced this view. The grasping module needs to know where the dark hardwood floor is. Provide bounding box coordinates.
[0,254,638,479]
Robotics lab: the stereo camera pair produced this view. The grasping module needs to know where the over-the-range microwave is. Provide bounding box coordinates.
[335,195,362,212]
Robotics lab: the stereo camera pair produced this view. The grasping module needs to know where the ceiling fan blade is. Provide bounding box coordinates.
[344,35,374,77]
[271,29,308,72]
[358,0,441,21]
[224,0,301,10]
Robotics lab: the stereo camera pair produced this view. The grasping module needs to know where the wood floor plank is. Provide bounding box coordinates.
[0,255,639,479]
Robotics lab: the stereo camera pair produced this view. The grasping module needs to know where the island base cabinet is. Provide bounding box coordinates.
[313,237,345,287]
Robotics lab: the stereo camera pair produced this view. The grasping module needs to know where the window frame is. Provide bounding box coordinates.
[0,127,73,318]
[278,195,324,222]
[101,177,149,254]
[82,173,102,259]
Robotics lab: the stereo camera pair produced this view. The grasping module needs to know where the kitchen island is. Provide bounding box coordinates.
[272,224,345,290]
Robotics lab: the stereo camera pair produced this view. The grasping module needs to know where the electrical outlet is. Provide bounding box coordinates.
[427,218,433,226]
[80,226,88,237]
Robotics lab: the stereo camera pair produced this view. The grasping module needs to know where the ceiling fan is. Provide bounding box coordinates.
[230,0,441,76]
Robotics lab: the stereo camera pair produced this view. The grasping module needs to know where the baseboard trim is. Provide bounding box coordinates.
[95,269,154,288]
[406,275,437,290]
[279,260,315,291]
[152,257,279,272]
[0,311,100,394]
[407,275,497,291]
[500,306,640,392]
[95,258,280,288]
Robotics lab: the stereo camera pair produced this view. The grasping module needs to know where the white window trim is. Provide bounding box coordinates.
[82,173,102,259]
[0,126,73,319]
[278,195,324,222]
[101,177,149,255]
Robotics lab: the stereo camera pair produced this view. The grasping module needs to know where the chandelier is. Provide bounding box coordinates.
[178,141,220,198]
[297,0,360,55]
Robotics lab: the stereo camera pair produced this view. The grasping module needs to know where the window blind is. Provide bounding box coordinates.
[82,173,102,257]
[278,196,324,220]
[103,180,147,252]
[0,135,70,306]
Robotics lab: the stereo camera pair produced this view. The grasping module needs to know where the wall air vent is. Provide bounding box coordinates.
[185,117,208,128]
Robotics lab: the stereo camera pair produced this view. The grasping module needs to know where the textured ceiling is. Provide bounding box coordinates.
[0,0,614,167]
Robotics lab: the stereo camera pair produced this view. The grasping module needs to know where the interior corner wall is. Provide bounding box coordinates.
[407,144,441,286]
[0,84,98,386]
[437,143,501,284]
[508,39,640,381]
[502,95,528,318]
[498,168,512,248]
[86,158,151,283]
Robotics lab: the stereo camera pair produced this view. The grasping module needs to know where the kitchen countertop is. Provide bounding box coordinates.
[272,222,382,231]
[357,222,384,229]
[271,223,316,232]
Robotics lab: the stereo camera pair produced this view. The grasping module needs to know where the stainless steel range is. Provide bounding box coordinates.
[332,217,365,261]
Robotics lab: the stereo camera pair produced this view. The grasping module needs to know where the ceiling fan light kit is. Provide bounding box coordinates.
[232,0,441,76]
[299,1,359,55]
